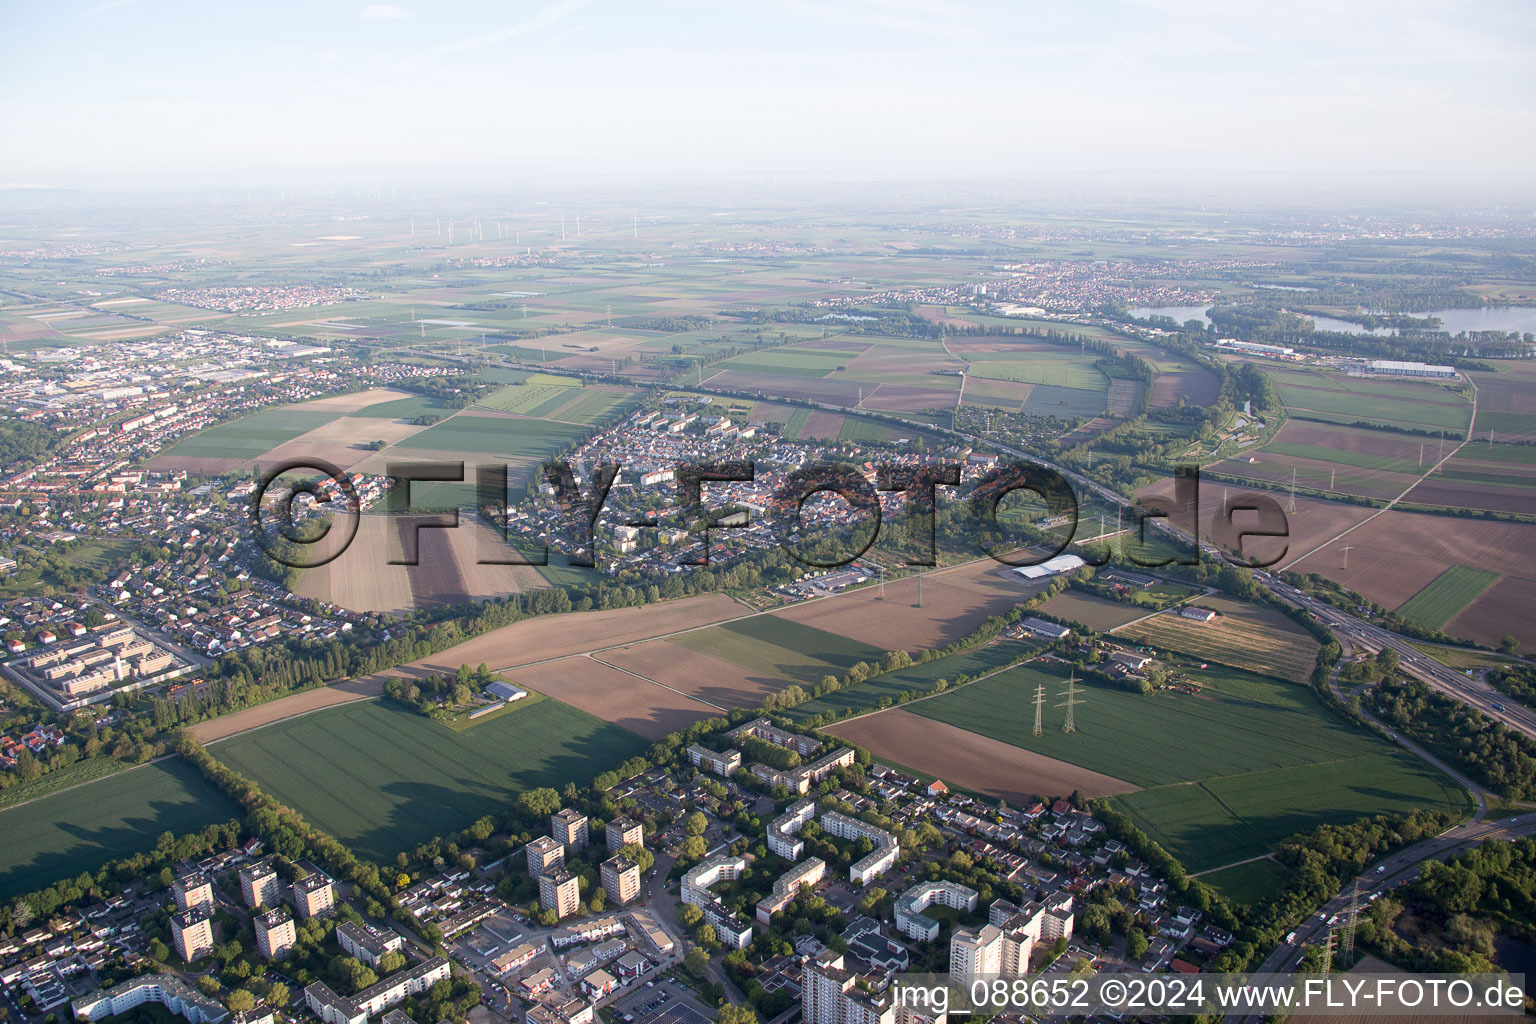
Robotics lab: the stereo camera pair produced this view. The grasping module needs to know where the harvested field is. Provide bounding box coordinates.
[256,416,424,471]
[292,515,416,615]
[597,641,774,709]
[296,387,420,413]
[800,411,846,439]
[1135,479,1375,569]
[289,515,545,615]
[828,709,1138,802]
[863,382,958,412]
[1116,595,1321,684]
[1038,590,1147,632]
[772,573,1020,651]
[702,370,870,406]
[1284,510,1536,606]
[1149,370,1221,408]
[926,556,1045,599]
[1396,565,1501,631]
[1106,379,1143,417]
[1446,574,1536,653]
[188,676,387,743]
[504,656,717,739]
[411,592,745,674]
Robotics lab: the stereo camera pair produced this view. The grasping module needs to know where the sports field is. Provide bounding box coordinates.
[1395,565,1502,631]
[213,697,646,862]
[891,660,1468,873]
[0,758,240,902]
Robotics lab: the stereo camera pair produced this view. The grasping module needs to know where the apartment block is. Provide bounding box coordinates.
[171,870,212,912]
[240,859,281,909]
[304,957,451,1024]
[293,873,335,919]
[170,905,214,964]
[336,921,404,968]
[605,816,644,853]
[767,798,816,860]
[255,908,297,960]
[601,856,641,907]
[686,744,742,776]
[527,836,565,877]
[551,809,589,850]
[538,870,581,921]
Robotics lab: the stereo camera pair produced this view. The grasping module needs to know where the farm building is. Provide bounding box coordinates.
[1177,607,1218,623]
[486,681,527,701]
[1099,567,1157,589]
[1011,554,1086,580]
[1360,360,1457,379]
[1110,652,1153,672]
[1019,617,1072,640]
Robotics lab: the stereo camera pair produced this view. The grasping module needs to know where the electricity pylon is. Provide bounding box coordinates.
[1033,684,1045,737]
[1057,672,1085,734]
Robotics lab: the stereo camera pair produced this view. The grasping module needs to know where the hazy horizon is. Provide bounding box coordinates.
[3,0,1534,196]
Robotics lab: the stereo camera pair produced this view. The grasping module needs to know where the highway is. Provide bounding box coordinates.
[1231,811,1536,1023]
[1253,571,1536,743]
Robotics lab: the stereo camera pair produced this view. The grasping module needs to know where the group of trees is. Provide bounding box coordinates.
[1362,679,1536,799]
[383,663,498,719]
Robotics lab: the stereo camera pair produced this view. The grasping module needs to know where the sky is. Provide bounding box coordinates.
[2,0,1534,193]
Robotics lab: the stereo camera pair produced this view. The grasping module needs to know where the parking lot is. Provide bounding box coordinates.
[606,976,713,1024]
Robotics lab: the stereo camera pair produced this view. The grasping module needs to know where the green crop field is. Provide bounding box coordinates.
[672,617,885,687]
[393,411,588,458]
[1021,383,1107,418]
[1196,859,1291,907]
[162,408,339,460]
[966,356,1108,391]
[213,697,646,862]
[907,661,1469,873]
[347,395,455,420]
[480,382,582,415]
[1395,565,1502,630]
[0,758,240,902]
[837,417,898,443]
[1270,373,1473,432]
[783,641,1031,721]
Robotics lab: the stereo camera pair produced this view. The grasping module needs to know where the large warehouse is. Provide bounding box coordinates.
[1010,553,1086,580]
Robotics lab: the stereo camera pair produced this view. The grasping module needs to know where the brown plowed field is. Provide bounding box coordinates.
[408,592,746,675]
[1446,575,1536,652]
[800,411,846,439]
[829,710,1138,801]
[1135,479,1375,570]
[188,677,386,743]
[597,642,775,709]
[257,416,423,472]
[863,383,958,412]
[504,656,718,739]
[1401,475,1536,515]
[704,370,869,406]
[1149,371,1221,408]
[1287,510,1536,582]
[772,574,1019,651]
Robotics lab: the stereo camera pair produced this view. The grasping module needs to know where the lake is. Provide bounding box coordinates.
[1131,306,1536,336]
